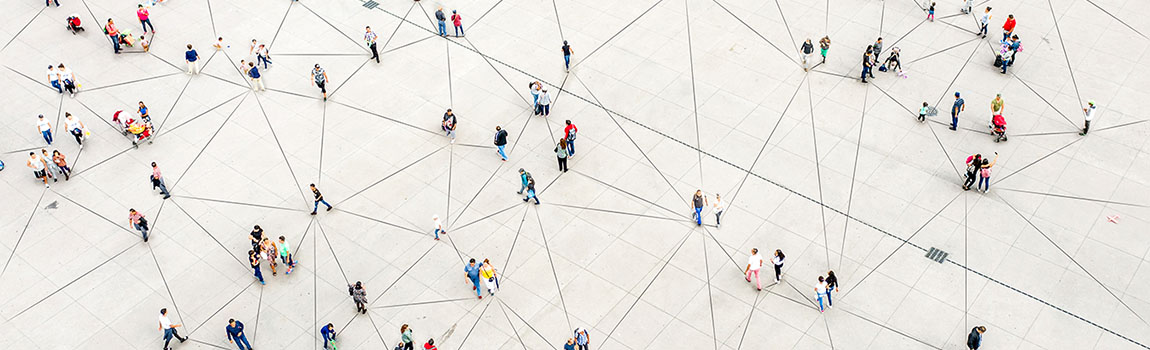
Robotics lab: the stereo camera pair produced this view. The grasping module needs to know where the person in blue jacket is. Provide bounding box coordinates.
[464,258,484,299]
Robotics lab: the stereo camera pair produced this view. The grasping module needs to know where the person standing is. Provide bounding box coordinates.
[321,324,337,349]
[967,326,986,349]
[538,90,552,116]
[213,37,226,50]
[249,225,264,250]
[561,41,574,71]
[442,109,457,143]
[818,36,831,63]
[105,19,121,53]
[138,5,154,33]
[517,168,532,194]
[48,65,62,93]
[311,64,329,101]
[872,38,883,60]
[574,328,590,350]
[140,35,151,52]
[225,319,251,350]
[978,152,999,193]
[815,276,828,313]
[523,175,539,205]
[433,215,446,240]
[712,193,724,227]
[1081,100,1096,135]
[772,249,786,282]
[691,190,707,225]
[530,81,542,113]
[435,8,447,36]
[990,94,1004,129]
[963,0,973,14]
[1002,14,1016,41]
[249,250,265,284]
[310,184,333,215]
[277,236,296,274]
[256,44,272,69]
[800,38,814,71]
[555,139,569,172]
[185,44,200,75]
[564,338,577,350]
[349,281,368,314]
[58,64,77,97]
[129,209,149,241]
[400,325,415,350]
[159,308,188,349]
[745,248,763,290]
[52,150,71,181]
[465,258,484,299]
[927,2,935,21]
[963,154,982,191]
[365,26,380,63]
[451,10,463,37]
[260,238,278,276]
[950,92,964,130]
[247,62,265,91]
[825,270,838,309]
[918,102,929,122]
[149,162,171,198]
[978,7,992,38]
[249,39,259,56]
[36,114,53,145]
[63,113,86,147]
[494,126,508,161]
[480,258,498,296]
[27,152,50,188]
[563,120,577,157]
[860,48,873,83]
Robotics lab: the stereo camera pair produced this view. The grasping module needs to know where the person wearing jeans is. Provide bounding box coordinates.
[435,8,447,36]
[691,190,706,225]
[48,65,62,93]
[978,153,998,193]
[824,270,838,309]
[137,5,154,33]
[152,162,171,199]
[517,169,531,194]
[249,250,265,284]
[465,259,484,299]
[815,276,828,312]
[129,209,149,242]
[563,120,577,157]
[310,184,333,215]
[494,126,508,161]
[37,114,53,145]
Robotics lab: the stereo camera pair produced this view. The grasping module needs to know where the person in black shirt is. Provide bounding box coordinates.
[494,126,508,161]
[562,41,574,71]
[800,38,814,71]
[249,225,264,249]
[442,109,457,143]
[692,190,707,225]
[310,184,332,215]
[861,46,874,83]
[824,270,838,309]
[967,326,986,349]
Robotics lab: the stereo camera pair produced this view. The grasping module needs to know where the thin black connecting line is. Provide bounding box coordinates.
[905,36,980,65]
[0,6,45,52]
[168,94,249,191]
[724,76,806,208]
[684,0,705,190]
[570,169,685,220]
[460,36,532,107]
[571,0,668,70]
[153,51,218,137]
[997,188,1148,207]
[601,226,693,345]
[372,241,438,300]
[452,302,492,348]
[297,2,371,54]
[1083,0,1148,40]
[550,0,565,40]
[251,93,312,206]
[7,240,139,320]
[1046,0,1085,121]
[498,299,561,350]
[838,85,869,270]
[466,0,507,31]
[268,1,296,50]
[711,0,798,66]
[335,145,447,206]
[318,103,327,184]
[205,0,217,36]
[328,58,371,98]
[533,204,573,331]
[804,78,834,272]
[186,281,257,336]
[497,301,529,350]
[252,280,264,341]
[700,231,718,350]
[926,41,982,178]
[769,0,799,54]
[82,72,183,92]
[994,137,1083,184]
[547,203,680,221]
[370,297,473,309]
[499,206,531,278]
[446,39,454,107]
[168,199,251,269]
[171,195,307,212]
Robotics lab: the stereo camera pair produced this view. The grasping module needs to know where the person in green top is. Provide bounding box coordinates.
[277,236,296,274]
[989,94,1004,128]
[400,324,414,350]
[918,102,929,122]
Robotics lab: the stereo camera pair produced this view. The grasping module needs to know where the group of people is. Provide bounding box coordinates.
[101,3,155,54]
[25,148,72,188]
[47,64,79,97]
[859,37,902,82]
[247,225,298,285]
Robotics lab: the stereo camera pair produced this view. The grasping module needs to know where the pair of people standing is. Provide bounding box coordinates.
[434,8,463,37]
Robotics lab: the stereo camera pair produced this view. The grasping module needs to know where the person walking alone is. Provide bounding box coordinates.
[745,248,763,290]
[36,114,53,145]
[465,258,484,299]
[561,41,574,71]
[442,109,457,143]
[517,168,532,194]
[185,44,200,75]
[712,193,724,228]
[978,7,992,38]
[310,184,333,215]
[311,64,329,101]
[978,152,998,193]
[563,120,577,157]
[824,270,838,309]
[691,190,707,225]
[819,36,831,63]
[129,208,149,241]
[138,5,154,33]
[1080,100,1096,135]
[950,92,965,130]
[249,250,265,284]
[451,10,463,37]
[772,249,786,282]
[433,214,446,240]
[151,162,171,199]
[800,38,814,71]
[967,326,986,349]
[159,308,188,349]
[365,26,380,63]
[435,8,447,36]
[349,281,368,314]
[494,126,508,161]
[555,139,569,172]
[225,319,251,350]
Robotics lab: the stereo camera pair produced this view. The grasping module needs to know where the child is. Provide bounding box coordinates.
[433,215,446,240]
[139,35,150,52]
[928,2,935,21]
[918,102,928,122]
[213,36,226,50]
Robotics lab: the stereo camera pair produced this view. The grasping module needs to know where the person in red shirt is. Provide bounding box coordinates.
[1001,14,1016,42]
[451,10,463,37]
[137,5,154,33]
[563,120,577,157]
[105,19,121,53]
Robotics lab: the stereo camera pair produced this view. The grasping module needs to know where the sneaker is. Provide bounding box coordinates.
[260,281,265,285]
[310,211,317,215]
[45,183,50,188]
[327,206,333,211]
[163,194,171,199]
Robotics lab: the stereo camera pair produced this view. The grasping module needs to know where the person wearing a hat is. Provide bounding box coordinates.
[1081,100,1096,135]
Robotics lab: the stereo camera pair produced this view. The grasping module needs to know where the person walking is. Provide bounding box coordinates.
[185,44,200,75]
[105,19,121,53]
[800,38,814,71]
[480,258,498,296]
[530,81,543,114]
[825,270,838,309]
[321,324,338,349]
[818,36,831,63]
[256,44,272,69]
[950,92,965,130]
[691,190,707,225]
[927,3,935,21]
[561,41,574,71]
[138,5,154,33]
[1002,14,1016,41]
[772,249,786,282]
[963,154,982,191]
[435,8,447,36]
[990,94,1004,129]
[349,281,368,314]
[152,162,171,199]
[574,328,590,350]
[538,89,552,116]
[494,126,508,161]
[311,64,329,101]
[555,139,569,172]
[63,113,87,147]
[277,235,296,274]
[52,150,71,181]
[400,325,415,350]
[310,184,333,215]
[247,62,265,91]
[159,308,188,349]
[249,250,265,284]
[140,35,151,52]
[712,193,724,227]
[563,120,577,157]
[58,64,77,97]
[442,109,457,143]
[128,209,149,241]
[250,39,259,56]
[433,214,446,240]
[48,65,62,93]
[40,149,61,182]
[225,319,251,350]
[365,26,380,63]
[860,48,873,83]
[523,175,539,204]
[36,115,53,145]
[517,168,532,194]
[27,152,51,187]
[745,248,763,290]
[815,276,828,313]
[1081,100,1096,135]
[918,102,929,122]
[465,258,484,299]
[967,326,986,349]
[978,7,992,38]
[451,10,463,37]
[978,152,999,193]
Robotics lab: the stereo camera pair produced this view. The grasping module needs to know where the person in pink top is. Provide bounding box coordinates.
[128,209,149,242]
[451,10,463,37]
[138,5,154,33]
[151,162,171,199]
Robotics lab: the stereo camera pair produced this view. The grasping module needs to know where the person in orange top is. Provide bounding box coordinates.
[105,19,121,53]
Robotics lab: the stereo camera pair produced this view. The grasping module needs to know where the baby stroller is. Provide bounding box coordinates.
[112,110,153,147]
[67,15,84,34]
[991,114,1007,142]
[118,28,135,47]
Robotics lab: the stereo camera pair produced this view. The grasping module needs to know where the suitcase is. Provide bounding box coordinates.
[993,54,1003,67]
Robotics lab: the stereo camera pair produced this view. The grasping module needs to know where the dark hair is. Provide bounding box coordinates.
[160,308,167,314]
[401,324,409,332]
[355,281,362,288]
[229,318,235,323]
[827,270,836,279]
[565,120,571,125]
[310,183,316,187]
[469,258,476,263]
[279,236,286,240]
[818,276,824,282]
[151,162,157,167]
[187,44,193,49]
[254,225,261,230]
[776,249,785,260]
[922,102,928,107]
[427,339,435,345]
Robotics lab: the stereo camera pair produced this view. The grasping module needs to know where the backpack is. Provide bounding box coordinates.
[566,128,577,141]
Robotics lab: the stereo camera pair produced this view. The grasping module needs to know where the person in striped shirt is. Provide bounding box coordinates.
[365,26,379,63]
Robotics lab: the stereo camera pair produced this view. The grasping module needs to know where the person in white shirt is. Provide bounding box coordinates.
[36,114,53,145]
[47,65,61,93]
[815,276,828,312]
[712,194,725,228]
[26,152,50,188]
[772,249,786,282]
[978,7,992,38]
[57,64,77,97]
[538,90,552,116]
[158,308,188,348]
[63,112,87,147]
[249,39,258,55]
[256,44,272,69]
[744,248,763,290]
[433,215,446,241]
[1081,100,1096,135]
